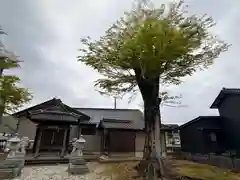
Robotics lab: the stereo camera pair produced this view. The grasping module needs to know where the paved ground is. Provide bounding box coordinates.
[13,162,112,180]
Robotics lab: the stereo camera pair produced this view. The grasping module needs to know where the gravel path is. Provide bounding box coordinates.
[12,163,112,180]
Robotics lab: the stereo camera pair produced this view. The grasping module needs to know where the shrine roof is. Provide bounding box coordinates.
[28,110,80,124]
[12,98,90,122]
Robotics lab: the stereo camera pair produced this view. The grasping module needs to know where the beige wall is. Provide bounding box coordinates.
[82,134,101,152]
[135,131,167,158]
[135,131,145,157]
[69,126,102,152]
[17,117,37,140]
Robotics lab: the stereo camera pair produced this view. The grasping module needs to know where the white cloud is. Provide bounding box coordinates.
[0,0,239,125]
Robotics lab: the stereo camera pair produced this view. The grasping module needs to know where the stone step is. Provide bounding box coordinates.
[0,169,14,179]
[68,163,89,175]
[69,158,86,165]
[25,158,69,165]
[0,167,21,179]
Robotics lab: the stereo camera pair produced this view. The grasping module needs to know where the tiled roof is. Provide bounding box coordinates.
[75,108,144,130]
[75,108,179,130]
[28,110,80,123]
[99,118,139,130]
[162,124,179,130]
[12,98,90,121]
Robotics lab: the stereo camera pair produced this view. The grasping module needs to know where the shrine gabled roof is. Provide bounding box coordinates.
[28,110,80,124]
[12,98,90,121]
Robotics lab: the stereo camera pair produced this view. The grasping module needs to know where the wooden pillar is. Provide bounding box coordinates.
[101,130,104,154]
[33,126,40,153]
[61,127,68,157]
[103,128,107,152]
[34,127,43,157]
[66,127,70,153]
[77,125,81,138]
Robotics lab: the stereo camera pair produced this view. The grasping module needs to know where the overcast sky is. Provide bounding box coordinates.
[0,0,239,125]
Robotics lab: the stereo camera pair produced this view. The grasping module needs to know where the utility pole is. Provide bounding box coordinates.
[114,97,117,109]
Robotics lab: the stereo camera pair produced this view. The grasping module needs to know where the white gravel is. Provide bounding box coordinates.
[12,163,112,180]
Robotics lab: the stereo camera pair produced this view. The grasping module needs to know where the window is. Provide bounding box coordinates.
[209,132,217,142]
[81,126,96,135]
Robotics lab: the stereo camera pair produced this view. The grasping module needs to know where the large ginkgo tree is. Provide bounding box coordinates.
[78,0,229,178]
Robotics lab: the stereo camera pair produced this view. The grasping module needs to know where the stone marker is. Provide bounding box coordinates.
[68,135,89,175]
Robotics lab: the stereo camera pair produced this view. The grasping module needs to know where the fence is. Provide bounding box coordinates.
[182,152,240,170]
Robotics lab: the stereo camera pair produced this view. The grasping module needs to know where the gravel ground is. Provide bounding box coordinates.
[13,162,112,180]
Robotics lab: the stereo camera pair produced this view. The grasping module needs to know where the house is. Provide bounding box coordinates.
[179,88,240,157]
[11,98,171,159]
[163,124,181,152]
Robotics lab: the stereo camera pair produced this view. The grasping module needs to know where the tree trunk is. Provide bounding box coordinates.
[144,97,164,179]
[134,71,165,179]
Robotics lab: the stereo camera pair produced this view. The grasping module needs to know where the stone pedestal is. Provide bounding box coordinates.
[1,136,23,178]
[68,136,89,175]
[10,136,29,168]
[0,135,29,178]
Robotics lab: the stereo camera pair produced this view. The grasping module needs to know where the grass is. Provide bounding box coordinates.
[168,159,240,180]
[96,159,240,180]
[98,161,142,180]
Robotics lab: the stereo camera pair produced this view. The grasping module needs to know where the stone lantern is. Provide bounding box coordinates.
[3,136,25,178]
[68,135,89,175]
[7,136,21,158]
[75,135,86,157]
[19,137,29,155]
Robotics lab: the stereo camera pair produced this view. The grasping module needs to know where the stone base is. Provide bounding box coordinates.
[0,162,22,179]
[68,163,89,175]
[69,157,86,165]
[0,168,15,179]
[6,157,25,168]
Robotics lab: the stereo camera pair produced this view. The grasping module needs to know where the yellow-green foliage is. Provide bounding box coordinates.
[78,0,229,96]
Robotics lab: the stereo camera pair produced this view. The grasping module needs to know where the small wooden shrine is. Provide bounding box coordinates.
[17,98,90,158]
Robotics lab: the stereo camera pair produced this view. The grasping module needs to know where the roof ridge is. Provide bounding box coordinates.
[74,107,141,111]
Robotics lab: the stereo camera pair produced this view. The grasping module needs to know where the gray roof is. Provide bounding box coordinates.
[100,119,139,130]
[29,110,80,123]
[12,98,90,121]
[179,116,222,129]
[75,108,144,130]
[162,124,179,130]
